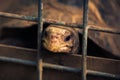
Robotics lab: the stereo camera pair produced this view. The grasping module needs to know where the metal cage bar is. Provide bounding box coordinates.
[1,12,120,34]
[37,0,43,80]
[82,0,89,80]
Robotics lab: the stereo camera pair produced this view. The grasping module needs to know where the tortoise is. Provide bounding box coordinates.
[0,0,120,58]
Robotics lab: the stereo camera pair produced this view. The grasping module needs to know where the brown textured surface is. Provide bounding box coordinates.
[0,44,119,80]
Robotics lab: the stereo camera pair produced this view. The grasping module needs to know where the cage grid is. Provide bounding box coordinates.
[0,0,120,80]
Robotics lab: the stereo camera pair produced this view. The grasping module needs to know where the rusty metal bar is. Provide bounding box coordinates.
[88,25,120,34]
[37,0,43,80]
[82,0,89,80]
[43,62,81,73]
[0,12,120,34]
[0,56,36,66]
[0,12,37,22]
[88,70,120,80]
[0,56,120,79]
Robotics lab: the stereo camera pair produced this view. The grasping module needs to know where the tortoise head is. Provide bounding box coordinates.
[42,25,79,54]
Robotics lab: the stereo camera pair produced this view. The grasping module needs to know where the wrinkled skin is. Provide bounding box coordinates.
[43,25,79,54]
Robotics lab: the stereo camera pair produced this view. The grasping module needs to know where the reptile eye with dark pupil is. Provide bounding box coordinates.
[65,35,71,41]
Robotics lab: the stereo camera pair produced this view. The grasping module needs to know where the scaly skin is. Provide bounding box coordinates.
[42,25,79,54]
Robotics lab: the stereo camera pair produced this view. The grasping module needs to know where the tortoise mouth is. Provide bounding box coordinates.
[43,41,73,53]
[57,46,73,53]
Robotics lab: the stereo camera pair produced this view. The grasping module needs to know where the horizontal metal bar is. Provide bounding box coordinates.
[0,56,120,79]
[43,62,81,73]
[0,56,36,66]
[0,12,38,22]
[0,12,81,27]
[88,25,120,34]
[88,70,120,79]
[0,56,81,73]
[0,12,120,34]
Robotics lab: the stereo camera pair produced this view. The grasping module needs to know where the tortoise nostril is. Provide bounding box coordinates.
[64,35,71,41]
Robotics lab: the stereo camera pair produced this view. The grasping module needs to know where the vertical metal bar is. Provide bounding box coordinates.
[37,0,43,80]
[82,0,89,80]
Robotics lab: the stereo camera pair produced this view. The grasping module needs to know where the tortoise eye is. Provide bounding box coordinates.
[64,35,72,41]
